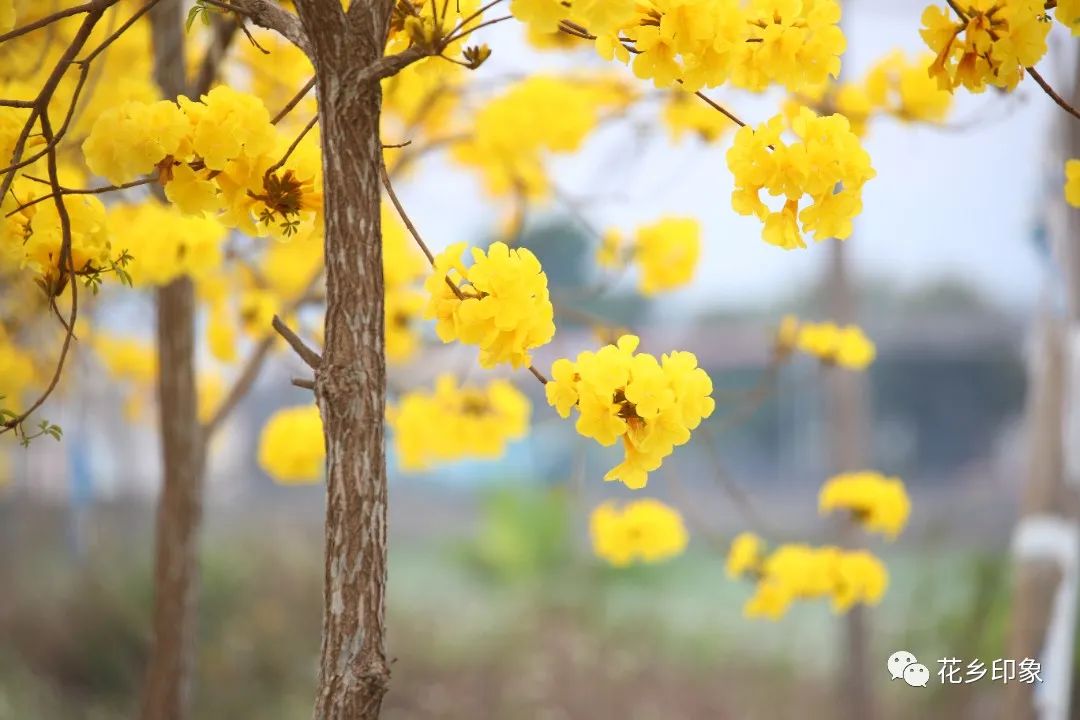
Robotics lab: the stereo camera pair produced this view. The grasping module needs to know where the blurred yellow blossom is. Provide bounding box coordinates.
[388,374,530,470]
[726,531,764,579]
[819,470,910,539]
[1066,159,1080,208]
[743,543,888,619]
[258,405,325,483]
[778,316,876,370]
[590,498,688,566]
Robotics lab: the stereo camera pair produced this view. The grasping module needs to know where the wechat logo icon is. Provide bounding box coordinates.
[888,650,929,687]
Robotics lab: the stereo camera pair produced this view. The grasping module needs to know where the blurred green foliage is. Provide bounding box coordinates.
[460,485,573,583]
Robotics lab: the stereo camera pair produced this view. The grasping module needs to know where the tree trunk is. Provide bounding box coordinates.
[139,3,208,719]
[290,3,392,718]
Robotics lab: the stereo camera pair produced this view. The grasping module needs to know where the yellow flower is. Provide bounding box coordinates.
[388,374,530,470]
[733,0,846,93]
[742,543,889,619]
[590,499,688,566]
[546,335,714,489]
[94,335,157,384]
[832,550,888,611]
[451,75,627,198]
[920,0,1049,93]
[819,470,910,539]
[726,531,764,578]
[181,85,276,171]
[509,0,565,33]
[83,99,191,184]
[257,405,325,483]
[794,319,875,370]
[634,216,700,295]
[107,203,225,287]
[596,228,624,269]
[1066,159,1080,208]
[424,242,556,369]
[1058,0,1080,34]
[727,108,874,249]
[164,164,222,216]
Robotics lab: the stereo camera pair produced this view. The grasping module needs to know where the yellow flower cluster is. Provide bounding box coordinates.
[257,405,325,484]
[82,86,322,240]
[597,217,701,295]
[1058,0,1080,34]
[794,51,952,136]
[727,107,874,249]
[733,0,846,92]
[819,470,910,539]
[107,203,225,287]
[1066,159,1080,208]
[388,374,530,470]
[727,533,888,619]
[920,0,1049,93]
[510,0,845,94]
[546,335,715,489]
[590,499,689,566]
[777,316,876,370]
[425,241,555,368]
[1,185,113,289]
[452,76,628,198]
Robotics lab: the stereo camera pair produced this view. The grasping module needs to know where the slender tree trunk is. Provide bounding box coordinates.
[824,239,875,720]
[1005,53,1080,720]
[290,3,392,717]
[139,3,208,719]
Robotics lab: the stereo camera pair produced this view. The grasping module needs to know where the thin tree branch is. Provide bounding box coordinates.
[271,314,322,369]
[271,76,316,124]
[1027,66,1080,122]
[221,0,311,55]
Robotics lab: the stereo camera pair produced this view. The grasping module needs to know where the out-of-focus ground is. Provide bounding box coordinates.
[0,482,1018,720]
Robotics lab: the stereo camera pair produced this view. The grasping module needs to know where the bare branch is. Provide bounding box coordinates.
[222,0,311,55]
[271,314,322,369]
[271,76,316,124]
[1027,66,1080,122]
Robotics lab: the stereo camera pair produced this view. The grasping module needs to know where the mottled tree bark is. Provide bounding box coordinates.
[139,3,207,719]
[290,2,392,718]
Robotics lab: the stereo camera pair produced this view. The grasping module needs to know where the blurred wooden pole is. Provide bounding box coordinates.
[1005,52,1080,720]
[824,236,875,720]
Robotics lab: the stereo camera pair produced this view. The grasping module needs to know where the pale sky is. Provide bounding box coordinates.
[395,0,1070,316]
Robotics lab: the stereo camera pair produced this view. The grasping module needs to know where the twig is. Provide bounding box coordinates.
[1027,66,1080,122]
[271,314,322,369]
[271,76,315,124]
[264,114,318,179]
